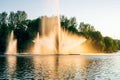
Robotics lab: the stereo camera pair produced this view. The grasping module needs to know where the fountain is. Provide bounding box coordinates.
[31,15,86,54]
[31,16,60,54]
[30,0,86,54]
[6,31,17,54]
[5,0,86,55]
[60,29,86,54]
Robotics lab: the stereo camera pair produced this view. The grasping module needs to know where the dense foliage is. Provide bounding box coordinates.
[0,11,120,53]
[60,15,120,53]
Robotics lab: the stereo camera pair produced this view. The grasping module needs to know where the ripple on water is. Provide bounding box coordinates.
[0,55,120,80]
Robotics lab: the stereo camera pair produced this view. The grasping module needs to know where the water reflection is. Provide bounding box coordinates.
[32,56,56,79]
[6,56,16,79]
[0,57,7,79]
[85,56,120,80]
[57,55,88,79]
[16,56,34,79]
[0,55,120,79]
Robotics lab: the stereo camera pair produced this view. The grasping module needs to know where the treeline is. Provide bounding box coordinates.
[0,11,120,53]
[60,15,120,53]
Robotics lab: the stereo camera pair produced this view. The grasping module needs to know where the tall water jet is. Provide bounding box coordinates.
[32,32,41,54]
[41,16,60,53]
[32,16,59,54]
[6,31,17,54]
[55,0,61,53]
[31,0,61,54]
[31,0,86,54]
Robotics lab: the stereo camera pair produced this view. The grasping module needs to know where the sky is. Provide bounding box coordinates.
[0,0,120,39]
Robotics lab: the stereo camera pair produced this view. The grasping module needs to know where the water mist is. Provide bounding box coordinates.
[30,0,86,54]
[6,31,17,54]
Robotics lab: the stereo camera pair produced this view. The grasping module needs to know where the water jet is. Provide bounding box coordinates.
[6,31,17,54]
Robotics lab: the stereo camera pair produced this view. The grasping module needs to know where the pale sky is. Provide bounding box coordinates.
[0,0,120,39]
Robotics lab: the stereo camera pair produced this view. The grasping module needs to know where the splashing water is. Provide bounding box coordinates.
[5,0,87,55]
[6,31,17,54]
[32,32,57,54]
[32,16,59,54]
[60,29,86,54]
[31,15,86,54]
[31,0,86,54]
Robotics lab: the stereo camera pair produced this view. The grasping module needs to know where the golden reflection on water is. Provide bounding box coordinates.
[32,56,56,79]
[6,56,16,78]
[58,56,89,79]
[32,55,89,79]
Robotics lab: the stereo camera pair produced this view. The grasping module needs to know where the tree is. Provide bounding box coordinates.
[103,36,118,52]
[60,15,69,29]
[0,12,9,53]
[88,31,105,52]
[60,15,78,33]
[115,40,120,50]
[8,11,16,30]
[8,11,27,30]
[112,40,119,51]
[79,22,95,33]
[15,11,27,23]
[0,12,8,25]
[90,31,103,41]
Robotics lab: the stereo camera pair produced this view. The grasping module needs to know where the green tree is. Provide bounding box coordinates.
[0,12,8,25]
[60,15,69,29]
[60,15,78,33]
[103,36,118,52]
[115,40,120,50]
[8,11,27,30]
[8,11,17,30]
[0,12,9,53]
[15,11,27,23]
[89,31,105,52]
[79,22,95,33]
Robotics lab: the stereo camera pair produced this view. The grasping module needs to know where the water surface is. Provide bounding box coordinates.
[0,54,120,80]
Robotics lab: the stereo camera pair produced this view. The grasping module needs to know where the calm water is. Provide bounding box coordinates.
[0,54,120,80]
